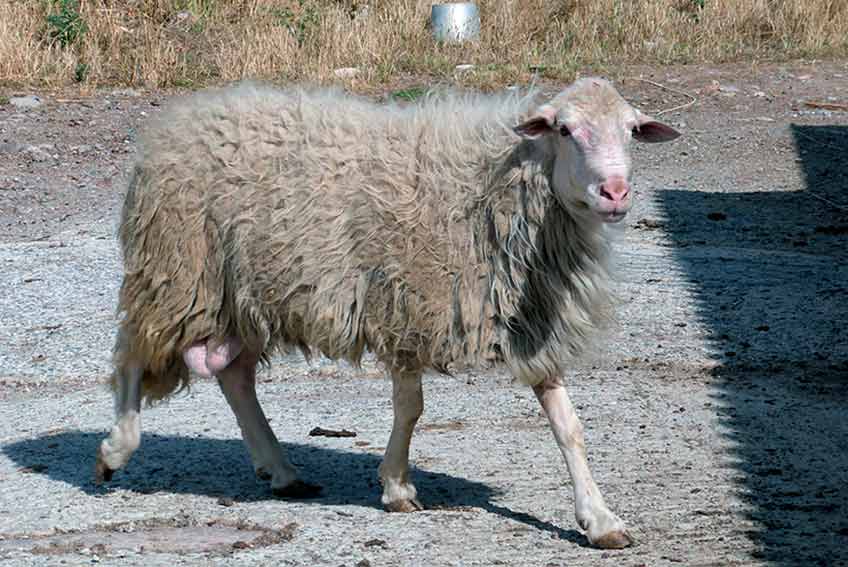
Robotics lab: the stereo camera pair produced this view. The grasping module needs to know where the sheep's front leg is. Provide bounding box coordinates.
[215,348,321,498]
[379,369,424,512]
[533,377,633,549]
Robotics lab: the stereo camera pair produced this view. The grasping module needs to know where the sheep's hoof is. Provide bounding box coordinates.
[255,468,272,481]
[94,456,114,484]
[272,480,323,499]
[384,498,424,513]
[591,530,634,550]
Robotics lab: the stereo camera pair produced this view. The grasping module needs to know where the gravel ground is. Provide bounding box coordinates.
[1,61,847,566]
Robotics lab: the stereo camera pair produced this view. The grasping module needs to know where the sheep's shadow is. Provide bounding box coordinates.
[1,430,586,546]
[654,124,848,565]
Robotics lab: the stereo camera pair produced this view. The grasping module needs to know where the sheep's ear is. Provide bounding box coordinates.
[632,113,681,143]
[514,104,558,139]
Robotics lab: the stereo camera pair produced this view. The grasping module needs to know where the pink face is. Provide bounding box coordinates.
[515,86,680,224]
[558,120,636,223]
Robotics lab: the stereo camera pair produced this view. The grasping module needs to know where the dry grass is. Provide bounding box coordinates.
[1,0,847,90]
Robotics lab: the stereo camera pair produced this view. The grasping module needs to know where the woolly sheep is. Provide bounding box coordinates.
[95,78,679,549]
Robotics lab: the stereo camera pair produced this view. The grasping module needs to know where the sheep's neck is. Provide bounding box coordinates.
[474,145,613,380]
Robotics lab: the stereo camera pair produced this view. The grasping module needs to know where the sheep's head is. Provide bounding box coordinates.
[515,78,680,223]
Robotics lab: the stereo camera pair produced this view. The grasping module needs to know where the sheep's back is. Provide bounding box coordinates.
[120,84,467,369]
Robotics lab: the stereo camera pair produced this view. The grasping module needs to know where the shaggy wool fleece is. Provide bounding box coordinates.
[117,82,615,402]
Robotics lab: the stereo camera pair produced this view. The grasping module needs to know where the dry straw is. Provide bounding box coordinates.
[1,0,846,89]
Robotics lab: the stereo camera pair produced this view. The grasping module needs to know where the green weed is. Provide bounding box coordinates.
[74,62,88,82]
[45,0,86,48]
[270,1,320,46]
[391,86,430,101]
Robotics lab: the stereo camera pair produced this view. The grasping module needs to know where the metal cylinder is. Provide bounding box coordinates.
[430,3,481,43]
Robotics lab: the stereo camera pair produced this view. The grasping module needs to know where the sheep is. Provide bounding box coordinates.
[95,77,679,549]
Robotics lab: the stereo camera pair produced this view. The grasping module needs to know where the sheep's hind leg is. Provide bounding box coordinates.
[214,345,322,499]
[95,333,142,483]
[379,369,424,512]
[533,376,633,549]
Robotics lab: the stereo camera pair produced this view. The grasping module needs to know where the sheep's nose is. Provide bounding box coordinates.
[599,176,630,203]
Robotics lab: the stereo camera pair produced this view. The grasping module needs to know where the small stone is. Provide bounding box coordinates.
[455,64,475,72]
[170,10,197,26]
[111,88,140,97]
[9,95,42,109]
[22,145,55,162]
[704,80,721,94]
[351,4,371,20]
[334,67,359,79]
[216,496,235,507]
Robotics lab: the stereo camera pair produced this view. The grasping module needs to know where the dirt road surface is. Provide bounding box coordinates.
[1,62,847,566]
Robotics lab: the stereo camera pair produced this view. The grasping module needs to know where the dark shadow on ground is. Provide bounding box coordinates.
[1,430,585,546]
[655,124,848,565]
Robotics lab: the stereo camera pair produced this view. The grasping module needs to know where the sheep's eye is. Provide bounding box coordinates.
[559,124,570,137]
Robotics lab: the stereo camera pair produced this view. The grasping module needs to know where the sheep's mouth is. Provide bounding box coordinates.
[598,210,628,223]
[579,195,632,223]
[561,198,629,222]
[589,203,630,223]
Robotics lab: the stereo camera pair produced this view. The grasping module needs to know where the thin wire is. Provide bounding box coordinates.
[629,77,698,115]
